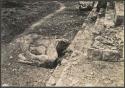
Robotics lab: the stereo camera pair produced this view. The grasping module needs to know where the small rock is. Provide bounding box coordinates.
[103,78,112,84]
[8,63,11,65]
[50,70,53,73]
[92,30,101,35]
[90,72,94,75]
[95,36,103,41]
[111,47,117,50]
[46,77,56,86]
[30,46,46,55]
[12,69,16,71]
[79,1,93,10]
[47,43,58,62]
[72,61,78,65]
[92,40,103,49]
[61,59,67,64]
[102,50,120,61]
[31,33,39,39]
[9,56,13,59]
[18,54,26,61]
[2,84,9,87]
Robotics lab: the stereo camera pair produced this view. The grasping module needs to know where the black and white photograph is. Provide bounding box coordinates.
[1,0,124,87]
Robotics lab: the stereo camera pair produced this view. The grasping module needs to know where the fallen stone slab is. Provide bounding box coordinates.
[87,48,122,61]
[17,35,69,68]
[79,1,94,11]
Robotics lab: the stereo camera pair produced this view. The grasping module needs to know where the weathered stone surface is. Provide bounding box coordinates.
[79,1,94,10]
[114,1,124,26]
[18,52,50,65]
[93,35,115,49]
[46,4,98,86]
[87,48,102,61]
[102,50,120,61]
[91,15,124,61]
[17,35,70,67]
[47,43,58,62]
[46,76,56,86]
[46,1,124,86]
[29,46,46,55]
[17,35,57,66]
[87,48,121,61]
[91,26,123,61]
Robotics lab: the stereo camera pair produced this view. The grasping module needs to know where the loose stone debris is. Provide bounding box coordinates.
[1,0,124,87]
[46,1,124,87]
[17,34,70,68]
[79,1,94,11]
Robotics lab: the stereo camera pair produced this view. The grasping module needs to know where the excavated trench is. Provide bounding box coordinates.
[14,1,91,69]
[1,1,92,86]
[44,1,109,69]
[46,1,124,86]
[12,1,110,69]
[1,0,124,86]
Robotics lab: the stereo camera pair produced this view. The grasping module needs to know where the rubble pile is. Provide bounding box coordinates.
[1,0,124,87]
[46,1,124,87]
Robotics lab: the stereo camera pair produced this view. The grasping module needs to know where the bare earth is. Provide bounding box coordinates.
[1,0,124,87]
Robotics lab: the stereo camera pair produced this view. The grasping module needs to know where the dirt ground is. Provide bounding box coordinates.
[1,0,90,86]
[1,0,124,87]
